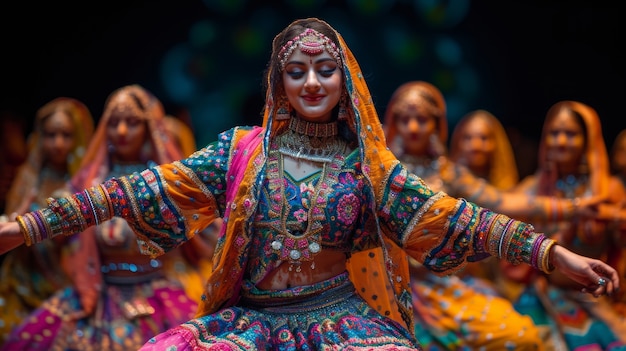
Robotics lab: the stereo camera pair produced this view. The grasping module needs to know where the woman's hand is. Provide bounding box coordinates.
[0,221,25,255]
[572,195,605,219]
[550,244,620,297]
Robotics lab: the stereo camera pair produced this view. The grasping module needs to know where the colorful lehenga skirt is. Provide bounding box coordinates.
[512,282,626,351]
[1,275,197,351]
[140,271,421,350]
[411,270,543,351]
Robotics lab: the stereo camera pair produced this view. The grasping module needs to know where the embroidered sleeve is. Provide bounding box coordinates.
[377,163,552,276]
[17,127,241,257]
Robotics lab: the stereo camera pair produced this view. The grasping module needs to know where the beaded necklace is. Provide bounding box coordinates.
[268,118,345,272]
[555,173,588,198]
[278,117,347,163]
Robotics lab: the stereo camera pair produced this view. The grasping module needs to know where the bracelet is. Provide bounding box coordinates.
[16,215,32,246]
[538,238,557,274]
[530,234,545,270]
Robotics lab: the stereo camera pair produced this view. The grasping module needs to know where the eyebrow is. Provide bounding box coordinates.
[286,57,336,66]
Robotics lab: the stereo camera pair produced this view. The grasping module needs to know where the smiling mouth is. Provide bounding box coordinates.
[303,95,323,102]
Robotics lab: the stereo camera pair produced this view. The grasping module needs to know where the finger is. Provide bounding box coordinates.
[581,275,610,297]
[597,268,620,296]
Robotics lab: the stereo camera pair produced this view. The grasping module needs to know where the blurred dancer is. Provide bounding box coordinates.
[1,85,198,350]
[0,98,93,343]
[385,81,545,350]
[509,100,626,349]
[449,109,519,191]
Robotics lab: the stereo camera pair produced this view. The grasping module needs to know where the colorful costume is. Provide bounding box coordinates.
[0,98,93,343]
[1,86,198,350]
[511,101,626,350]
[384,81,542,350]
[11,19,561,350]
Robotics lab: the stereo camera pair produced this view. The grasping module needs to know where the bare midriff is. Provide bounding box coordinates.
[256,250,347,290]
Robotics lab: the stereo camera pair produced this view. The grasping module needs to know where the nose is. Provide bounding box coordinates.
[407,117,419,132]
[116,120,128,135]
[304,69,321,91]
[468,136,483,150]
[52,134,67,149]
[555,131,568,145]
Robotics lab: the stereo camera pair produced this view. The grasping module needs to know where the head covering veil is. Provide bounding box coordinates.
[383,80,448,158]
[63,85,183,315]
[5,97,94,214]
[197,18,414,332]
[535,100,609,198]
[449,109,519,190]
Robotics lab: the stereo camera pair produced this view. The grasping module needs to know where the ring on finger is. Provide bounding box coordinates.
[597,277,607,287]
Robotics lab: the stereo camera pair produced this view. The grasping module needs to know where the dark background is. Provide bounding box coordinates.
[1,1,624,178]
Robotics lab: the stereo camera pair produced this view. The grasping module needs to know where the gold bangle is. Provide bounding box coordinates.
[16,215,32,246]
[541,239,557,274]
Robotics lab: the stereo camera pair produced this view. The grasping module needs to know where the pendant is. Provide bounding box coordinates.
[271,233,321,269]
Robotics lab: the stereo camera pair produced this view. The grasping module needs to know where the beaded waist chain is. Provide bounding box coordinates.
[101,258,164,285]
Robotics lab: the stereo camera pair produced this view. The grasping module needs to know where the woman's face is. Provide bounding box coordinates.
[393,99,437,156]
[106,94,148,162]
[282,48,342,123]
[456,117,495,169]
[41,110,75,169]
[544,109,585,167]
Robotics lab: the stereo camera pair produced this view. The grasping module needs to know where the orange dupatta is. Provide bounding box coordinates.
[195,18,414,332]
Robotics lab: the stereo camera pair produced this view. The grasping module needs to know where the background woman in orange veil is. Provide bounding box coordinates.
[506,100,626,349]
[1,85,202,350]
[0,97,94,343]
[449,109,519,191]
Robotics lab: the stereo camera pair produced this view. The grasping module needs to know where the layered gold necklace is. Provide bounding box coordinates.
[277,117,347,163]
[268,118,346,272]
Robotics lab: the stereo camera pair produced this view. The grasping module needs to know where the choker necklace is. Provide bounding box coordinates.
[288,117,338,137]
[278,118,346,163]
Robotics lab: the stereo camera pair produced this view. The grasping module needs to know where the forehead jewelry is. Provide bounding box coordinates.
[392,89,442,120]
[109,93,146,119]
[278,28,342,71]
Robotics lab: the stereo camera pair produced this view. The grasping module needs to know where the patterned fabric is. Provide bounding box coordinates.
[1,280,196,351]
[15,19,560,350]
[411,269,542,351]
[1,86,200,350]
[382,81,544,350]
[512,282,626,351]
[510,101,626,349]
[142,273,418,350]
[0,97,94,343]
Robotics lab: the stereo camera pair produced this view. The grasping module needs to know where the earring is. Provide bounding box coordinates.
[107,142,115,154]
[275,95,291,120]
[338,91,348,121]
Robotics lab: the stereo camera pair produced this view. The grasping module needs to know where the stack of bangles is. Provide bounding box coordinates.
[16,185,113,246]
[547,196,581,222]
[531,234,557,273]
